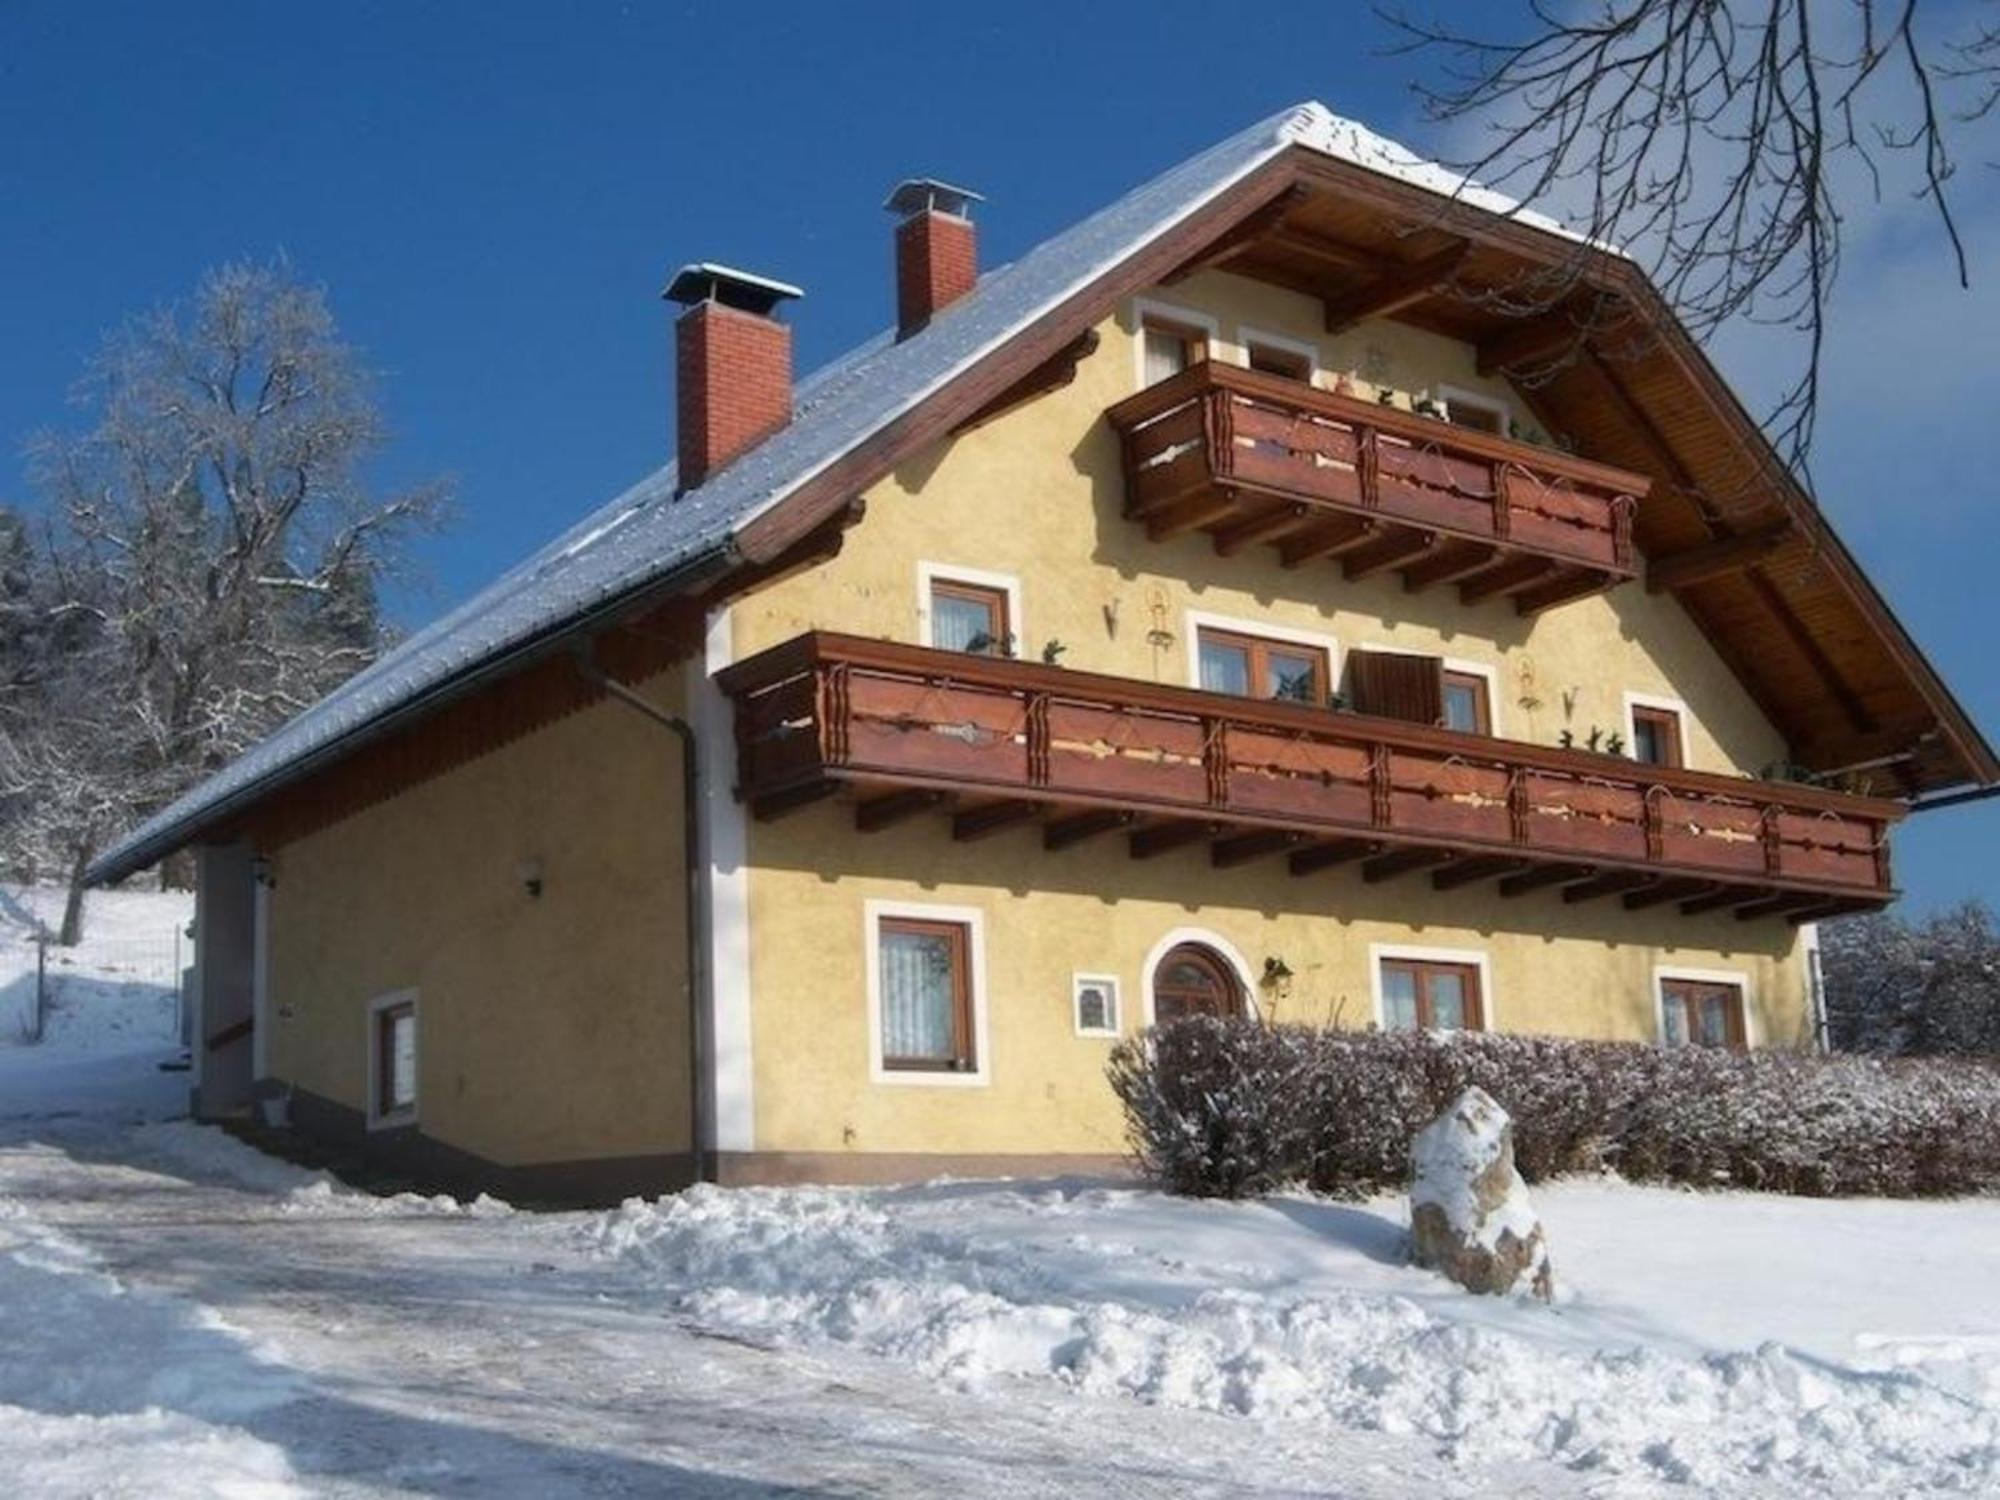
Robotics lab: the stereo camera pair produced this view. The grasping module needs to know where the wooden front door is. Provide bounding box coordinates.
[1152,943,1242,1024]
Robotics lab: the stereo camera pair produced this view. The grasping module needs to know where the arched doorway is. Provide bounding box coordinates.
[1151,942,1243,1024]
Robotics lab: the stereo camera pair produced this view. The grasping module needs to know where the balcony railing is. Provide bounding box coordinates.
[1104,363,1648,613]
[718,633,1900,923]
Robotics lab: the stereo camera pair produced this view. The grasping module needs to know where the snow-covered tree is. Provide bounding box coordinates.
[1822,903,2000,1056]
[2,261,451,942]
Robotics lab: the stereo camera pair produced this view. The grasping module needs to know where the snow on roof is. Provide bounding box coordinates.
[90,102,1591,883]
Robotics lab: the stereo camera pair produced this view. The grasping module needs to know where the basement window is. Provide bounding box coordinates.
[368,990,418,1127]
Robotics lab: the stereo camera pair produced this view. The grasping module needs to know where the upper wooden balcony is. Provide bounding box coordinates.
[1105,363,1648,613]
[718,632,1901,924]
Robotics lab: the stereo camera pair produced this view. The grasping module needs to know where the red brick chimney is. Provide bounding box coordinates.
[887,179,983,340]
[664,263,803,492]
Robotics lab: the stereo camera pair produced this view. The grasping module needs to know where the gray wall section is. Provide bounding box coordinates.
[193,842,257,1118]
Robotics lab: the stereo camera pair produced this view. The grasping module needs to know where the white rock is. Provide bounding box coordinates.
[1409,1086,1554,1300]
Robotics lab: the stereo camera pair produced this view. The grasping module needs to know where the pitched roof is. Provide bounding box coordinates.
[89,102,1992,882]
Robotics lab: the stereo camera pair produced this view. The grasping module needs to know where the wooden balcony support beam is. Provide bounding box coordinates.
[1324,242,1471,334]
[1044,808,1135,851]
[1562,869,1658,904]
[1344,527,1439,582]
[1403,541,1500,594]
[1788,897,1880,925]
[1361,845,1455,884]
[1130,820,1219,860]
[1646,525,1791,594]
[1211,829,1307,868]
[750,779,839,822]
[1735,890,1826,921]
[1743,566,1878,735]
[1515,567,1616,616]
[1430,854,1527,891]
[954,330,1102,436]
[1288,837,1378,876]
[1146,489,1241,542]
[1165,187,1315,282]
[1622,878,1716,911]
[855,788,948,833]
[1280,515,1377,569]
[1679,886,1763,916]
[1459,554,1557,605]
[951,799,1039,842]
[1498,862,1594,898]
[1215,502,1313,557]
[1256,224,1393,277]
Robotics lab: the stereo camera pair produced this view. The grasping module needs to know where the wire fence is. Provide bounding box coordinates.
[5,929,188,1046]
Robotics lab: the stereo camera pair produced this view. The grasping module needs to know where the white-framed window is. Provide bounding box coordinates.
[1435,383,1511,437]
[1072,973,1122,1038]
[1624,691,1691,769]
[1183,609,1339,703]
[864,900,991,1087]
[916,562,1023,657]
[1653,965,1755,1050]
[1139,927,1258,1028]
[1355,642,1505,737]
[1369,944,1493,1033]
[1131,298,1219,389]
[1237,325,1320,384]
[366,988,419,1129]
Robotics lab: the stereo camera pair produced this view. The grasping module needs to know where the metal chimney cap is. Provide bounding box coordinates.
[884,178,984,220]
[662,262,804,316]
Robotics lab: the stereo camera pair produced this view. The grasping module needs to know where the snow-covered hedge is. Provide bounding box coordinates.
[1107,1019,2000,1199]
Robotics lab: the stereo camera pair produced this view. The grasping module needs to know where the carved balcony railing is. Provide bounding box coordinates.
[1104,363,1648,613]
[718,633,1901,923]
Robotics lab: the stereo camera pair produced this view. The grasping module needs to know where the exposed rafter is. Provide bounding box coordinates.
[1215,503,1312,557]
[1322,242,1471,334]
[1647,525,1791,593]
[953,330,1102,436]
[1164,186,1315,283]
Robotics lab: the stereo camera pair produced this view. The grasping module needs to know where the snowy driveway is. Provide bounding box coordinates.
[0,1107,1563,1498]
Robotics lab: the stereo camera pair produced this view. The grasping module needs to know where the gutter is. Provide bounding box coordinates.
[86,542,741,886]
[573,645,713,1187]
[1907,784,2000,815]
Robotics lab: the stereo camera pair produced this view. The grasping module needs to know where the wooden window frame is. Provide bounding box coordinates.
[1371,946,1490,1033]
[1656,970,1750,1050]
[1626,694,1688,769]
[916,562,1022,656]
[1151,942,1245,1026]
[1131,298,1217,390]
[1072,972,1122,1039]
[864,900,990,1087]
[1239,325,1319,384]
[930,579,1011,656]
[1437,384,1510,436]
[1441,667,1494,736]
[1194,623,1332,706]
[366,989,418,1129]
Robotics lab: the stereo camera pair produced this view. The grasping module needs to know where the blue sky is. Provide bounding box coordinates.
[4,1,1995,910]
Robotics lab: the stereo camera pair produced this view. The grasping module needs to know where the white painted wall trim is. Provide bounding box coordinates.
[864,899,992,1087]
[1182,608,1340,693]
[1652,963,1757,1048]
[1139,926,1260,1027]
[1235,323,1322,382]
[1354,640,1505,737]
[1071,972,1123,1039]
[364,988,419,1131]
[1129,296,1220,389]
[915,560,1025,652]
[695,606,756,1152]
[1367,942,1497,1032]
[1623,690,1691,761]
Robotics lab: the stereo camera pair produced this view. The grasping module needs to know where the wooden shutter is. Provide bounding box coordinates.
[1346,650,1445,725]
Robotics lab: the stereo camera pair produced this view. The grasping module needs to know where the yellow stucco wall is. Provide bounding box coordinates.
[729,271,1808,1158]
[264,675,694,1168]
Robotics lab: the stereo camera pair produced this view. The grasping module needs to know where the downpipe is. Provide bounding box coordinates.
[574,645,712,1186]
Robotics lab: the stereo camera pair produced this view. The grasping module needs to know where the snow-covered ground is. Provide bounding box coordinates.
[2,884,1996,1496]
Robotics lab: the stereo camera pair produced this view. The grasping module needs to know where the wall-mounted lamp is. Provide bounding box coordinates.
[515,858,544,899]
[1260,955,1295,1001]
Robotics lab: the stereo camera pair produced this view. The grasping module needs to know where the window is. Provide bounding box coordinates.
[1073,974,1121,1038]
[1660,976,1747,1050]
[876,915,976,1072]
[1196,625,1329,704]
[1246,340,1312,382]
[1630,702,1685,768]
[929,577,1011,656]
[1378,957,1484,1032]
[368,991,417,1126]
[1140,315,1209,386]
[1152,944,1242,1024]
[1443,397,1504,435]
[1441,669,1493,735]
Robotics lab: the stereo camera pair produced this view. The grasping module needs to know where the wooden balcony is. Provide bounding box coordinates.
[1105,363,1648,613]
[718,633,1901,923]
